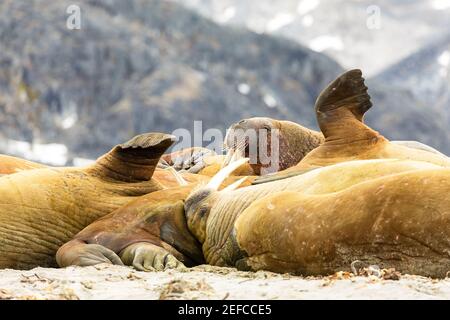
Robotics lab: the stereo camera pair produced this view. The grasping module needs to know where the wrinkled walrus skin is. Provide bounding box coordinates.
[0,132,176,269]
[185,159,450,277]
[235,165,450,277]
[182,70,450,278]
[57,69,450,277]
[56,186,204,270]
[56,176,253,271]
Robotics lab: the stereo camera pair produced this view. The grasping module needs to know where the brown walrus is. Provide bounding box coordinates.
[0,153,206,189]
[184,158,450,278]
[56,186,203,270]
[56,167,253,271]
[58,156,450,278]
[163,118,324,176]
[56,69,450,277]
[222,117,324,175]
[300,69,450,167]
[254,69,450,183]
[0,132,179,269]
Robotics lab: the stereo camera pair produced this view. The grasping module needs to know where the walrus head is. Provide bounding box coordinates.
[184,158,249,243]
[224,117,323,174]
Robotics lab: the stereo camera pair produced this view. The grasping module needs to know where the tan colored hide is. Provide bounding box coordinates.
[236,167,450,278]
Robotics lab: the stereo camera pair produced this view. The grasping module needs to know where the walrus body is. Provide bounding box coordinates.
[181,70,450,277]
[0,133,175,269]
[184,158,450,277]
[0,154,46,175]
[56,174,253,271]
[59,157,450,277]
[56,186,204,270]
[296,69,450,169]
[160,117,324,177]
[0,153,205,189]
[235,165,450,277]
[57,69,450,277]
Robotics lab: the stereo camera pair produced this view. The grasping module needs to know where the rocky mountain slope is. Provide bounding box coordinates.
[177,0,450,76]
[0,0,449,164]
[0,0,341,162]
[366,33,450,153]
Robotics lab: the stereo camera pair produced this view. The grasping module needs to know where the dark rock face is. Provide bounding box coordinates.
[1,0,448,163]
[0,0,342,162]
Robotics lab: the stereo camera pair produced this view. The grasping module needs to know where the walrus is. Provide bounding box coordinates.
[0,153,206,189]
[58,157,450,278]
[182,157,450,277]
[223,117,324,175]
[56,69,450,277]
[254,69,450,183]
[56,168,253,271]
[160,118,324,176]
[0,132,180,269]
[56,186,204,270]
[162,109,447,179]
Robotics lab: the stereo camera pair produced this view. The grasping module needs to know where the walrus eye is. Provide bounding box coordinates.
[184,189,212,213]
[198,206,208,218]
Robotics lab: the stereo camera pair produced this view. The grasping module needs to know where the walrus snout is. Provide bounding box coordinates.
[225,118,273,154]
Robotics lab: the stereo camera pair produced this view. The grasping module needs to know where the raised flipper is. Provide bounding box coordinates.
[89,132,176,182]
[314,69,380,142]
[316,69,372,126]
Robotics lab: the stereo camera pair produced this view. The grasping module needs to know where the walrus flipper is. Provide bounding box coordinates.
[315,69,372,125]
[93,132,176,182]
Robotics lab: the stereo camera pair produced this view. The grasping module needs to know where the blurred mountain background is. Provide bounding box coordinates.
[0,0,449,165]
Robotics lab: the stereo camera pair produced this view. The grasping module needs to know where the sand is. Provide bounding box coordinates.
[0,264,449,300]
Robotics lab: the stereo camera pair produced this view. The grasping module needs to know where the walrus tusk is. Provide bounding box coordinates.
[207,157,249,190]
[221,176,248,192]
[166,167,188,186]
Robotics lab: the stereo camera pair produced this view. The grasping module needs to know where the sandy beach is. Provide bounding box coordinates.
[0,264,449,300]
